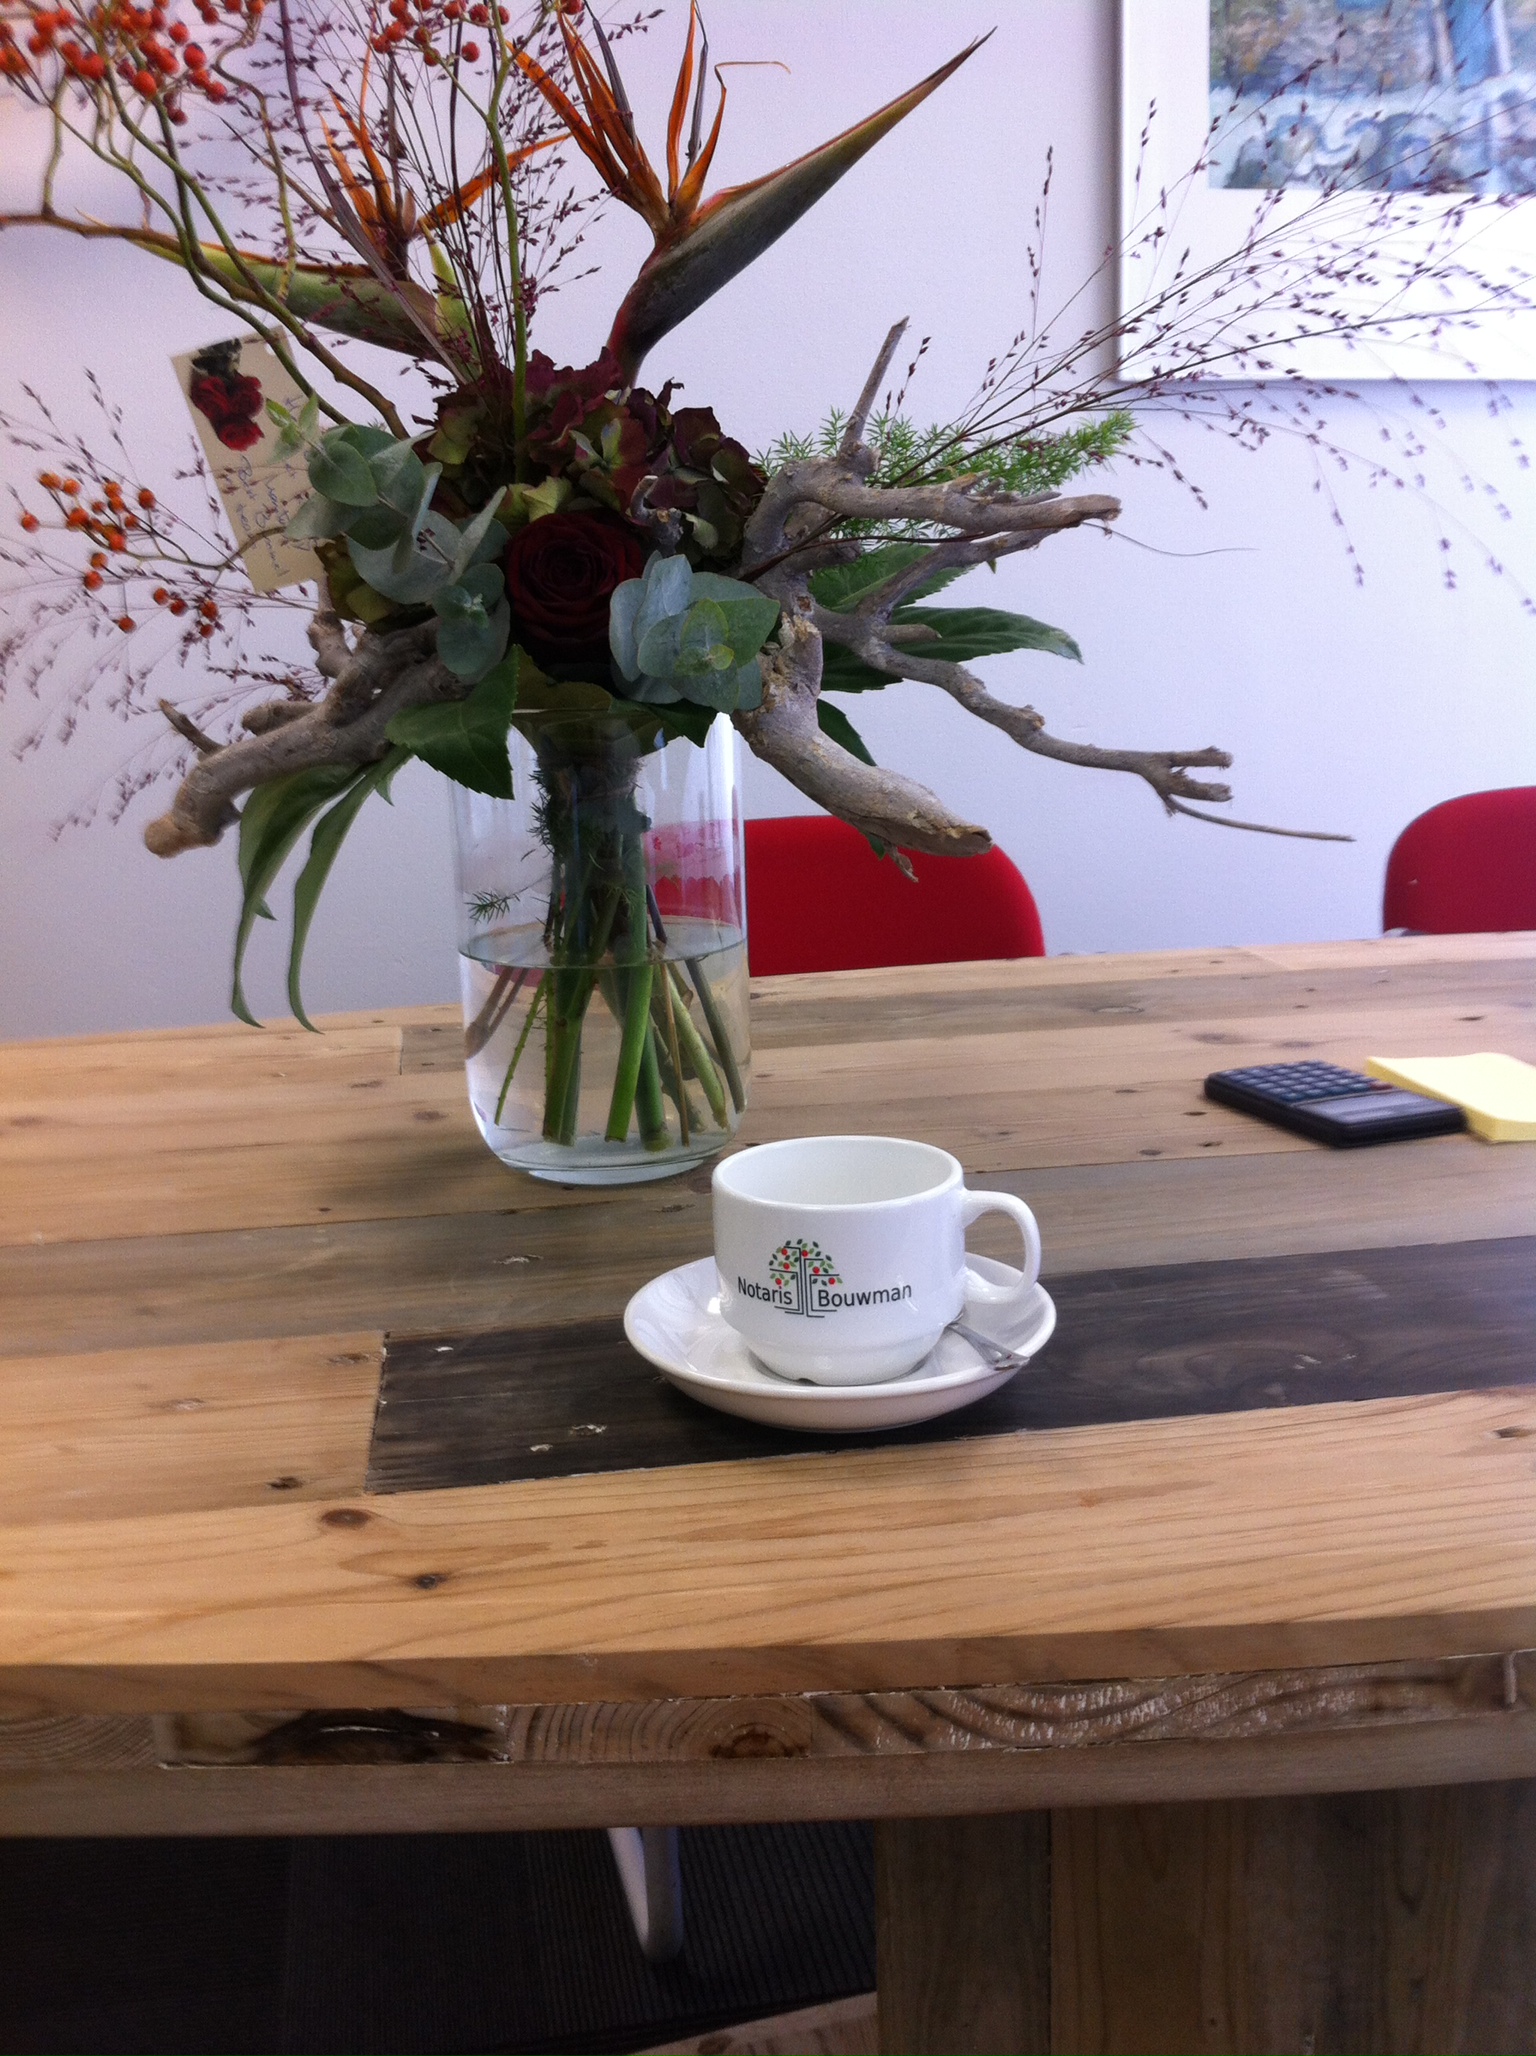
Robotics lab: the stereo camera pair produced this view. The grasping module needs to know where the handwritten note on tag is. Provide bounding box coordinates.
[172,336,323,595]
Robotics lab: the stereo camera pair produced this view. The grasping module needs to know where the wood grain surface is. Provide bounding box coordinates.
[3,939,1535,1734]
[365,1236,1536,1491]
[1049,1781,1536,2054]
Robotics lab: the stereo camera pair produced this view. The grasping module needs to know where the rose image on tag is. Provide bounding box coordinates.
[186,340,265,452]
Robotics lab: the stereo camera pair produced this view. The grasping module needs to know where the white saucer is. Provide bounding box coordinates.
[623,1255,1056,1433]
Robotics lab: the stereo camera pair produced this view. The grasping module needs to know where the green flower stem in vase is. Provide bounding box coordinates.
[452,709,750,1186]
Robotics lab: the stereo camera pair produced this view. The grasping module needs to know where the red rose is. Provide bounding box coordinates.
[189,371,265,451]
[503,510,647,668]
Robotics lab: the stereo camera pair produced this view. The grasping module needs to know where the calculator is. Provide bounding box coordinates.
[1203,1060,1467,1147]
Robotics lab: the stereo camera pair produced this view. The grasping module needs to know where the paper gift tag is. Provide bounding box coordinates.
[172,336,324,595]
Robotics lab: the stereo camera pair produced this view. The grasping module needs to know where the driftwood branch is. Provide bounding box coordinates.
[143,613,450,855]
[734,604,991,859]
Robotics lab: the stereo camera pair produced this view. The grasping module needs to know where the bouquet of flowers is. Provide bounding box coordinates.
[2,0,1515,1177]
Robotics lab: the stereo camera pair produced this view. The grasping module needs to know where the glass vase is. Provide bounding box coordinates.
[451,710,750,1184]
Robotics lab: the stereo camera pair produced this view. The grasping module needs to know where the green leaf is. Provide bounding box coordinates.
[232,765,358,1027]
[285,493,350,542]
[809,542,968,612]
[338,502,408,551]
[331,423,396,459]
[689,573,780,657]
[287,748,411,1030]
[818,644,899,693]
[895,605,1082,664]
[308,438,380,507]
[436,597,510,681]
[817,698,876,765]
[818,603,1081,691]
[348,510,459,605]
[386,650,523,796]
[449,491,510,582]
[368,439,428,514]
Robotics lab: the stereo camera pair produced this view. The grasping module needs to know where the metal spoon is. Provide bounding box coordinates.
[946,1319,1033,1375]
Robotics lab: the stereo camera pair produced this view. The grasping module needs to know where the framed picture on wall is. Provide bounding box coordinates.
[1118,0,1536,380]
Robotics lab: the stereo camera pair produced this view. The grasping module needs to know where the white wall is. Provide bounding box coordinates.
[3,1,1534,1037]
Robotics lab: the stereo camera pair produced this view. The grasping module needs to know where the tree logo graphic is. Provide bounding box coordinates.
[767,1237,842,1318]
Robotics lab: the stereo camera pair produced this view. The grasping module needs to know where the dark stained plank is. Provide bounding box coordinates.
[1050,1781,1536,2054]
[365,1235,1536,1493]
[876,1813,1050,2055]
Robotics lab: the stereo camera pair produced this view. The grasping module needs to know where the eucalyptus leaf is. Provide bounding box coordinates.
[231,764,358,1026]
[340,502,409,551]
[689,574,780,653]
[632,553,693,654]
[386,648,522,795]
[608,576,645,679]
[287,747,411,1029]
[330,422,396,459]
[466,517,509,569]
[284,493,351,542]
[678,654,762,713]
[436,597,510,680]
[308,439,379,508]
[408,461,444,542]
[449,491,511,582]
[348,510,460,605]
[368,439,427,514]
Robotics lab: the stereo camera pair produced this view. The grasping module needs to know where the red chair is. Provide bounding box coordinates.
[1383,788,1536,934]
[745,814,1044,974]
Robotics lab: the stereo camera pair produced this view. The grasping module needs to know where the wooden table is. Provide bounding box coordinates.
[3,934,1536,2054]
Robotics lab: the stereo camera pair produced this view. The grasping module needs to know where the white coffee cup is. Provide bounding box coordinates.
[712,1135,1041,1385]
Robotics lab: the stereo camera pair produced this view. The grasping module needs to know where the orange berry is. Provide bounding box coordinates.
[197,620,215,637]
[65,507,89,528]
[90,498,106,513]
[106,528,127,550]
[116,615,136,632]
[123,512,139,528]
[37,470,61,489]
[83,570,103,590]
[461,38,478,57]
[198,597,219,618]
[168,597,188,616]
[59,478,80,495]
[89,550,108,568]
[152,586,170,604]
[19,512,39,532]
[137,487,156,509]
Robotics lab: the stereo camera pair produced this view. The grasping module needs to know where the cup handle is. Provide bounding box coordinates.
[960,1189,1041,1314]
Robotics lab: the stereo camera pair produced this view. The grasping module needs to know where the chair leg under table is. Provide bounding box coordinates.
[607,1824,685,1962]
[876,1782,1536,2054]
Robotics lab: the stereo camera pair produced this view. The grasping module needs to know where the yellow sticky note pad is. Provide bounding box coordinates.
[1365,1053,1536,1143]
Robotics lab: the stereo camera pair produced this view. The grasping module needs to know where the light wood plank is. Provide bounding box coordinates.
[0,1333,381,1523]
[2,1388,1536,1713]
[5,1139,1530,1360]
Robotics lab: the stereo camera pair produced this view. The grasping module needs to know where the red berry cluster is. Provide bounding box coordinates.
[0,0,259,112]
[368,0,504,65]
[14,471,220,635]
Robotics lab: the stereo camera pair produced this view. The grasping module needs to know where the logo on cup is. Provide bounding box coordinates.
[735,1236,914,1320]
